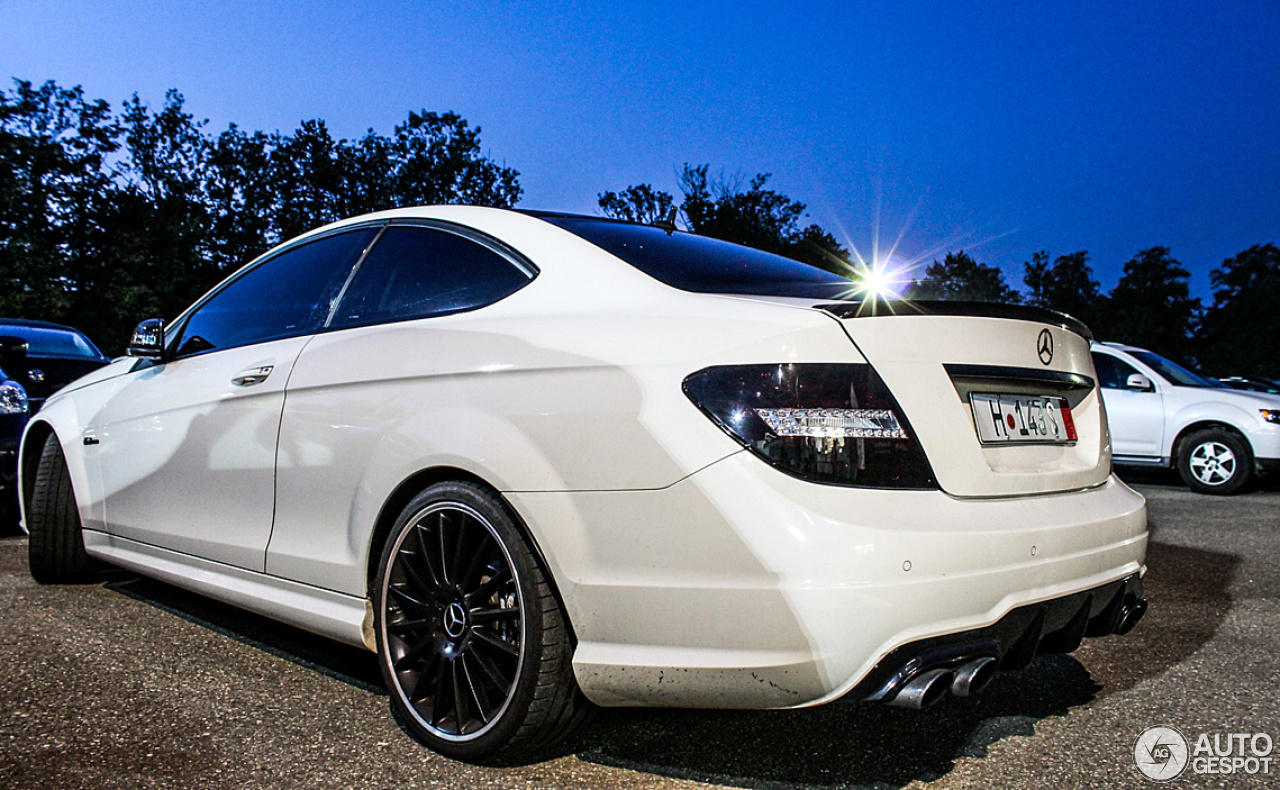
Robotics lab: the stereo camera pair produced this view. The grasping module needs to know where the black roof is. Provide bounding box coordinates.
[516,209,658,227]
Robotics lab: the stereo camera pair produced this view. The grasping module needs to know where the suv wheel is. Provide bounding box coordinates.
[1176,428,1253,495]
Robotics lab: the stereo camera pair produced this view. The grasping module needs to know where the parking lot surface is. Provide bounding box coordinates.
[2,474,1278,789]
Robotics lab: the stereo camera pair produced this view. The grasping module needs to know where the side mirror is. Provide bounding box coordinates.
[0,335,28,361]
[1125,373,1154,392]
[127,318,165,360]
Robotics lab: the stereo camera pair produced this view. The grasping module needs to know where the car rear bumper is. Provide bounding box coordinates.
[508,453,1148,709]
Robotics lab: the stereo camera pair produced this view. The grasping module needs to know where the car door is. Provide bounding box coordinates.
[1092,350,1165,458]
[265,223,536,592]
[98,227,379,570]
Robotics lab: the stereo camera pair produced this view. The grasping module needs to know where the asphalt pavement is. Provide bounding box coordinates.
[2,473,1277,789]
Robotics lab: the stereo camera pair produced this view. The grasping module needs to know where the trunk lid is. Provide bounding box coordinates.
[820,301,1108,497]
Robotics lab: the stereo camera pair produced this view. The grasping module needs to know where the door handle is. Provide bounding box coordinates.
[231,365,274,387]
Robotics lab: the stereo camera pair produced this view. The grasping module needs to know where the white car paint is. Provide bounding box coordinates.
[1091,342,1280,468]
[22,205,1148,713]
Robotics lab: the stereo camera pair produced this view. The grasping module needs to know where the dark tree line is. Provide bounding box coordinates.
[918,247,1204,363]
[946,243,1278,376]
[4,79,1277,376]
[600,170,1276,374]
[600,164,851,274]
[1,79,519,353]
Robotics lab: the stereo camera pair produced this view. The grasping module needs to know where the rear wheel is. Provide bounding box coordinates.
[373,481,585,762]
[27,433,98,583]
[1176,428,1253,495]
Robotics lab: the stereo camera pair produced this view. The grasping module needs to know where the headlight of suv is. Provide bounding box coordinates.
[683,363,937,488]
[1262,409,1280,425]
[0,381,28,415]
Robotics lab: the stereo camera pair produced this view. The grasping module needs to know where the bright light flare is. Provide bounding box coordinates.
[850,260,912,300]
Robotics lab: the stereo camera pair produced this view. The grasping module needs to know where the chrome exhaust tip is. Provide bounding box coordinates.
[886,668,953,709]
[950,657,998,697]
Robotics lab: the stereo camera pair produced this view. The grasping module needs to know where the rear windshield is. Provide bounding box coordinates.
[0,326,105,360]
[537,216,855,298]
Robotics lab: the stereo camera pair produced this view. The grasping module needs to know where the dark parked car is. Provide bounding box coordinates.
[1217,376,1280,395]
[0,319,109,527]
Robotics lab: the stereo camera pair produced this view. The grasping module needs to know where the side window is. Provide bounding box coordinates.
[174,229,377,357]
[330,226,532,329]
[1092,352,1140,389]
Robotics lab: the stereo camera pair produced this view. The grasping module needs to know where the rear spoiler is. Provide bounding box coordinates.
[817,300,1093,341]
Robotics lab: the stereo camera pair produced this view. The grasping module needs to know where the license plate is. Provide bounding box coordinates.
[971,393,1077,444]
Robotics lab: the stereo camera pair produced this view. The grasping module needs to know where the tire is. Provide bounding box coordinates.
[373,481,586,763]
[27,433,98,583]
[1176,428,1253,495]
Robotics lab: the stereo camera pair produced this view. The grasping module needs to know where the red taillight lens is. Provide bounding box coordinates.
[683,364,938,489]
[1058,397,1078,442]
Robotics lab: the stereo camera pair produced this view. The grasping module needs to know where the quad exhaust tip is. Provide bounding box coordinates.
[950,657,997,698]
[885,656,998,709]
[886,668,954,709]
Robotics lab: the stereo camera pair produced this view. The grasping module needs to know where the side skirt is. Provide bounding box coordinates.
[82,530,373,651]
[1112,455,1170,468]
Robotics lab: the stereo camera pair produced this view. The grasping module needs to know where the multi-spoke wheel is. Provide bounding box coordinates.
[1177,428,1252,495]
[374,481,585,762]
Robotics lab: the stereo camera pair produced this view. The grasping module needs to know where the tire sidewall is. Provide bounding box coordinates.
[373,481,545,762]
[1177,430,1252,495]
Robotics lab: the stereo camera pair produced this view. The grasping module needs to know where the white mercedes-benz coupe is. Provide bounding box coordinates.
[20,206,1148,761]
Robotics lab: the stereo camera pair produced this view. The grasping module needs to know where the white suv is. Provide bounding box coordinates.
[1091,342,1280,494]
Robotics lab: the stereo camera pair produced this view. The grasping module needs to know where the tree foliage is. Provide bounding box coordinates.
[1022,250,1100,327]
[0,79,118,321]
[1099,247,1200,363]
[1196,243,1280,376]
[910,251,1022,303]
[3,79,1277,375]
[598,183,674,225]
[0,79,520,353]
[599,164,851,275]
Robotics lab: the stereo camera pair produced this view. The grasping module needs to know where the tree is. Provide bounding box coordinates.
[0,79,524,353]
[389,111,521,210]
[598,164,850,275]
[266,112,522,242]
[910,251,1022,303]
[1022,250,1100,327]
[1101,247,1200,362]
[598,184,674,225]
[1196,243,1280,376]
[0,79,119,323]
[206,124,276,273]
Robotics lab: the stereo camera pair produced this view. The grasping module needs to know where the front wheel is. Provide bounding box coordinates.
[1176,428,1253,495]
[373,482,586,763]
[27,433,98,583]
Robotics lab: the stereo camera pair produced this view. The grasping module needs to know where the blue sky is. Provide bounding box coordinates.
[4,0,1277,301]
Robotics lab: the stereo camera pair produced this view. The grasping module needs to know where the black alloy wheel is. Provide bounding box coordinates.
[374,482,584,762]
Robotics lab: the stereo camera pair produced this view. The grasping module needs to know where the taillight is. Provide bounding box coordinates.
[682,364,937,488]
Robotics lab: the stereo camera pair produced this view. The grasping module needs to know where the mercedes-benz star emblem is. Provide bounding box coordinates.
[443,602,467,639]
[1037,329,1054,365]
[28,369,45,383]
